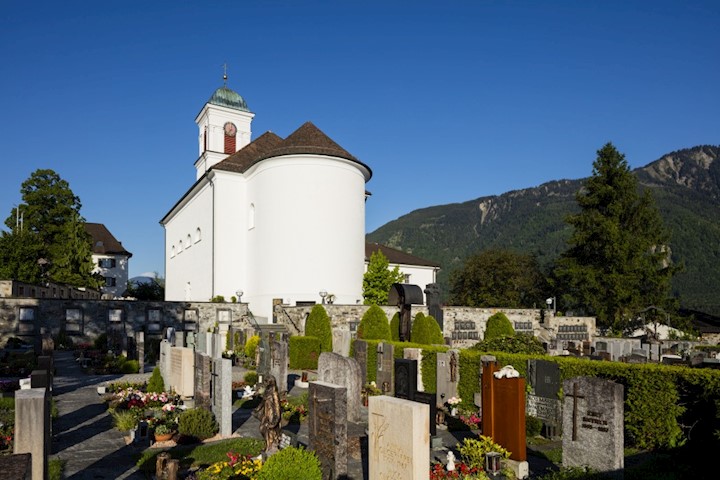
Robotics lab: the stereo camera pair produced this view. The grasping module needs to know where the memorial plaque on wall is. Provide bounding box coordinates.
[109,309,122,323]
[147,309,161,323]
[19,307,35,322]
[217,309,231,324]
[184,309,198,322]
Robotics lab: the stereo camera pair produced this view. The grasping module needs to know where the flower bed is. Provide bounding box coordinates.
[106,384,182,434]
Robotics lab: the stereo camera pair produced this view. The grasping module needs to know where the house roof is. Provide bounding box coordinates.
[365,242,440,268]
[84,223,132,257]
[213,122,372,180]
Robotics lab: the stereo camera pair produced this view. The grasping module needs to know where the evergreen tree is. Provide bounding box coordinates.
[305,304,333,352]
[554,143,679,332]
[449,249,548,308]
[0,169,99,288]
[363,250,404,305]
[357,305,391,340]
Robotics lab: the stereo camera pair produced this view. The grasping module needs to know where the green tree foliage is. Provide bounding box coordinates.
[0,169,98,288]
[357,305,391,340]
[389,313,400,341]
[449,249,548,308]
[124,279,164,300]
[484,312,515,340]
[472,333,546,355]
[304,304,332,352]
[410,312,444,345]
[554,143,680,332]
[362,250,404,305]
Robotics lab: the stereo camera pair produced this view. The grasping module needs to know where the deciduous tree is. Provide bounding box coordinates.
[362,250,404,305]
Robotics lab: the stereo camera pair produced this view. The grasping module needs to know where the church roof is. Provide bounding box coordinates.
[214,131,283,173]
[84,223,132,257]
[214,122,372,179]
[365,242,440,268]
[208,86,250,112]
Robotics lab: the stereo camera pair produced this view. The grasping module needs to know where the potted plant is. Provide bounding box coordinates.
[153,423,174,442]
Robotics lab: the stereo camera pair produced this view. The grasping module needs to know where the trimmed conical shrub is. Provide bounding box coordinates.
[305,304,332,352]
[484,312,515,340]
[389,312,400,342]
[357,305,391,340]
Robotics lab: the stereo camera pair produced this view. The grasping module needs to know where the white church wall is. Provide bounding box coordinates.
[165,181,214,302]
[244,155,368,319]
[213,171,249,302]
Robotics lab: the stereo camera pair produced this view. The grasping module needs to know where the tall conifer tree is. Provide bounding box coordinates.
[554,143,678,332]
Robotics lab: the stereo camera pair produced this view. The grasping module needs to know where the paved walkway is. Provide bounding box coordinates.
[51,351,149,479]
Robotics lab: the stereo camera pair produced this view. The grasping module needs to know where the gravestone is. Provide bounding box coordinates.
[194,352,212,410]
[332,329,351,357]
[0,453,31,479]
[309,381,348,480]
[527,359,562,437]
[257,332,272,377]
[394,358,417,400]
[318,352,362,422]
[196,332,207,354]
[375,342,394,396]
[404,348,424,392]
[170,347,195,397]
[413,391,437,437]
[562,377,624,479]
[436,350,459,408]
[159,340,172,384]
[481,360,527,462]
[353,340,368,385]
[368,395,429,480]
[136,331,145,373]
[212,358,232,437]
[14,388,50,480]
[269,334,289,394]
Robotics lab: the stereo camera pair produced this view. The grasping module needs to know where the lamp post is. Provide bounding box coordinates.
[235,290,243,303]
[319,290,327,305]
[545,297,556,316]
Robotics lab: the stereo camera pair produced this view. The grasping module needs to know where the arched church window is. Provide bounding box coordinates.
[195,228,201,243]
[186,234,192,247]
[249,203,255,230]
[178,240,183,252]
[171,245,176,258]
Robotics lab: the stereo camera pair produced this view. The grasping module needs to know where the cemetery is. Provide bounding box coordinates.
[0,305,718,479]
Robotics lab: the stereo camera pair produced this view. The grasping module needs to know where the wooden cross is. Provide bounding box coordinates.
[566,383,585,441]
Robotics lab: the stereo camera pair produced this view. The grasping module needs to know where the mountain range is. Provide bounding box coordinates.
[366,145,720,317]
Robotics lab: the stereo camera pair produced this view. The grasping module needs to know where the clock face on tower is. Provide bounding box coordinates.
[223,122,237,136]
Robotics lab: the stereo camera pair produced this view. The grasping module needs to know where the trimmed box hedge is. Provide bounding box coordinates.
[289,336,322,370]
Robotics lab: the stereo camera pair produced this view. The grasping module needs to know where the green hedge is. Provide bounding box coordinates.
[410,312,444,345]
[289,336,322,370]
[390,313,400,341]
[305,305,332,353]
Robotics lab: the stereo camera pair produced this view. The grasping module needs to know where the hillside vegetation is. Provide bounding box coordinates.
[367,145,720,316]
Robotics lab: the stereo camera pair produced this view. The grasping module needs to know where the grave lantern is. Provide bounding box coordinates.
[485,451,502,475]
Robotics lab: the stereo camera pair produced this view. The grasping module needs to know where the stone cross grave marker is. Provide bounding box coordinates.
[318,352,362,422]
[375,342,394,396]
[436,349,459,408]
[368,395,429,480]
[212,357,232,437]
[527,359,562,437]
[562,377,624,478]
[394,358,417,401]
[309,381,348,480]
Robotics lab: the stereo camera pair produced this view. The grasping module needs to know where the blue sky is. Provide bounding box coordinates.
[1,1,718,278]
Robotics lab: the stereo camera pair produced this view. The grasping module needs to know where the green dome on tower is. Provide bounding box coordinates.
[208,86,249,112]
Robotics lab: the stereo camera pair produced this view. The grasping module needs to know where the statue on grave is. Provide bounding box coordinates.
[449,351,458,383]
[253,375,282,454]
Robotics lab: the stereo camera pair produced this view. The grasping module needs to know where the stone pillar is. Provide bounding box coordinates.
[15,388,50,480]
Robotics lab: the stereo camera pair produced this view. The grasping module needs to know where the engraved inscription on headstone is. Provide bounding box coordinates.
[309,381,347,480]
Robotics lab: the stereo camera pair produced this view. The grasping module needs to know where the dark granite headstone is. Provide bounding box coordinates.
[375,342,394,396]
[0,453,31,479]
[394,359,417,401]
[309,381,348,480]
[194,352,212,410]
[413,391,437,437]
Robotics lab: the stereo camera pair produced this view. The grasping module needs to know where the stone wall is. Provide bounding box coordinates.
[0,298,251,346]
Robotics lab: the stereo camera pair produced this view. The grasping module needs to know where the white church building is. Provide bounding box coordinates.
[161,84,373,320]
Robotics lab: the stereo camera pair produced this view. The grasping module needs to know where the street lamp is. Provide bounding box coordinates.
[235,290,243,302]
[319,290,327,304]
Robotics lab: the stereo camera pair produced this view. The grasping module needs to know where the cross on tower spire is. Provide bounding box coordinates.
[223,63,228,86]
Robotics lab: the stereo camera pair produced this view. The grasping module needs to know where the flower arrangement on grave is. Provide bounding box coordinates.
[364,381,382,396]
[196,451,263,480]
[458,412,481,430]
[446,396,462,416]
[280,394,308,424]
[429,461,483,479]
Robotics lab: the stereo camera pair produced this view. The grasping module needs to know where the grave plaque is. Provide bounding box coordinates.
[394,358,417,401]
[562,377,624,478]
[318,352,362,422]
[194,352,212,410]
[436,350,459,408]
[309,381,347,480]
[375,342,394,396]
[368,395,429,480]
[353,340,367,385]
[527,359,562,431]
